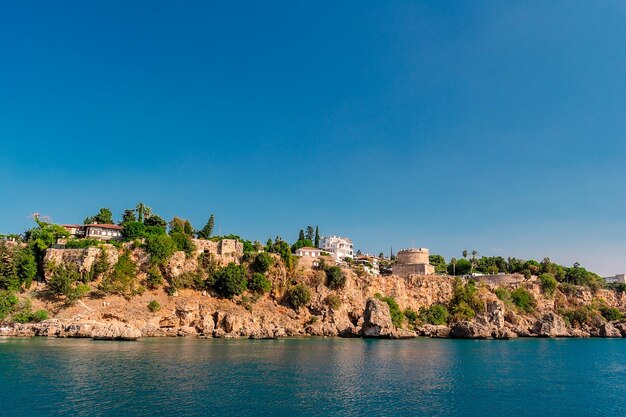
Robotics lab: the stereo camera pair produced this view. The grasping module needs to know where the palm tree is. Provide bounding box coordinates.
[462,250,468,259]
[135,202,152,223]
[450,257,457,276]
[470,250,479,275]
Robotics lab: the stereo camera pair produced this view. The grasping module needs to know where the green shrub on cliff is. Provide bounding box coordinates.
[148,300,161,312]
[449,278,484,321]
[561,306,597,328]
[510,287,536,313]
[248,273,271,294]
[494,287,511,303]
[252,252,274,273]
[403,308,419,326]
[12,300,48,323]
[0,290,18,320]
[285,284,311,311]
[212,263,247,299]
[145,234,176,266]
[419,304,449,325]
[0,244,37,291]
[98,253,137,296]
[146,265,164,289]
[325,266,346,290]
[47,264,80,295]
[170,232,196,257]
[599,306,622,321]
[327,294,342,310]
[539,273,558,297]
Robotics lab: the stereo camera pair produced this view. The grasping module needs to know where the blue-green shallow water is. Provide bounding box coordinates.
[1,338,625,416]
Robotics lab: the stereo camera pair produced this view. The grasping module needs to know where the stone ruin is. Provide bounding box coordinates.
[392,248,435,277]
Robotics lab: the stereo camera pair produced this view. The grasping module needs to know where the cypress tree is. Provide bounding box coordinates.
[314,226,320,248]
[198,214,215,239]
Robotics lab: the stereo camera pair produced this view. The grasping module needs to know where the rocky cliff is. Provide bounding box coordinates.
[4,243,626,340]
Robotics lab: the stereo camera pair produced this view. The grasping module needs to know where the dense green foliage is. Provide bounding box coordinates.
[46,264,89,304]
[539,273,558,297]
[12,299,48,323]
[266,238,296,270]
[213,263,247,299]
[419,304,449,325]
[510,287,536,313]
[169,217,194,236]
[291,238,314,253]
[375,294,403,328]
[561,306,597,328]
[0,244,37,291]
[248,272,271,294]
[84,208,113,225]
[148,300,161,312]
[403,308,419,326]
[599,305,623,321]
[448,278,483,321]
[447,258,471,276]
[0,290,18,320]
[98,253,138,296]
[429,255,447,274]
[144,215,167,229]
[121,221,146,240]
[145,234,176,265]
[285,284,311,311]
[24,219,69,276]
[197,214,215,239]
[252,252,274,273]
[146,265,164,289]
[325,266,346,290]
[170,232,196,257]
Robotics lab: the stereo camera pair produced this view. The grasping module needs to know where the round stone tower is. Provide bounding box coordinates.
[397,248,430,265]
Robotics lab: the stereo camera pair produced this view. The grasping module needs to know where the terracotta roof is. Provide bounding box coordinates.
[62,224,83,228]
[297,247,321,251]
[85,224,122,230]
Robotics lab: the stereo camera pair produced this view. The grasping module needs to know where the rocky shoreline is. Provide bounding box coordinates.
[3,297,626,341]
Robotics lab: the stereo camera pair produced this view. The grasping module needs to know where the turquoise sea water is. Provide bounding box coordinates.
[1,337,625,416]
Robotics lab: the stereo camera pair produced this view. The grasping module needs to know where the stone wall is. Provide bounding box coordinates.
[473,274,526,287]
[192,239,243,265]
[392,263,435,277]
[43,246,119,278]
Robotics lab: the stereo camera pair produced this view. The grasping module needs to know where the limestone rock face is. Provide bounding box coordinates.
[533,313,569,337]
[92,322,141,340]
[449,321,492,339]
[484,301,505,328]
[417,325,450,338]
[599,322,622,338]
[359,298,394,338]
[613,321,626,337]
[222,314,243,334]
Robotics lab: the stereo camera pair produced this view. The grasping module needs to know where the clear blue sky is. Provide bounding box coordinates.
[2,1,626,275]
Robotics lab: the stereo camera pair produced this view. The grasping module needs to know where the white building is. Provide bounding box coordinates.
[295,247,322,258]
[318,235,353,261]
[605,274,626,284]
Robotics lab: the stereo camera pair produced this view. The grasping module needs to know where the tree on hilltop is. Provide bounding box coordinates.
[197,214,215,239]
[84,208,113,225]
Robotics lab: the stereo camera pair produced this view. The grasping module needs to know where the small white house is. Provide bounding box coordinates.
[318,235,353,261]
[295,247,322,258]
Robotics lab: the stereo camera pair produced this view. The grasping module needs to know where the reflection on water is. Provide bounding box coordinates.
[1,338,625,416]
